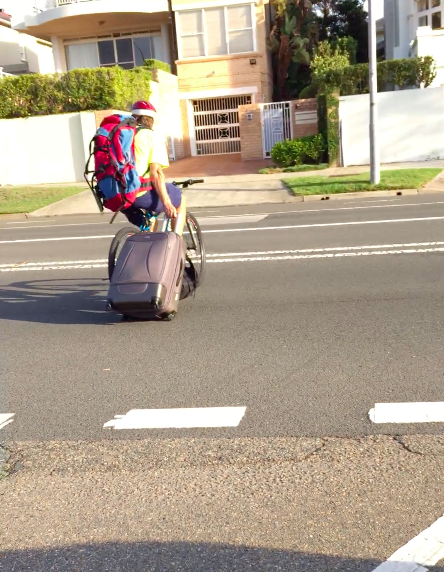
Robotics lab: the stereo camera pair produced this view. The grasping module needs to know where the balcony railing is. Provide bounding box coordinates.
[35,0,104,10]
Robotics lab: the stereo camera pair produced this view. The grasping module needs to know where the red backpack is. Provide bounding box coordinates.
[85,114,141,212]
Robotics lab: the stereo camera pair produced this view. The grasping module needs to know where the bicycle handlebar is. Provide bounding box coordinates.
[173,178,204,188]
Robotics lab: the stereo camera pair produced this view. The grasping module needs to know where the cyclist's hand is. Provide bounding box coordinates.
[164,201,177,219]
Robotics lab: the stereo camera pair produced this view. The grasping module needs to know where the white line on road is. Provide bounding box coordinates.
[369,402,444,423]
[2,201,444,232]
[0,235,115,244]
[2,215,267,231]
[2,243,444,272]
[3,215,444,244]
[371,513,444,571]
[203,215,444,234]
[103,406,247,430]
[0,413,15,430]
[0,259,107,268]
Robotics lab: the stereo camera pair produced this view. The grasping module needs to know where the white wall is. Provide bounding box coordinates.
[0,112,97,185]
[339,87,444,166]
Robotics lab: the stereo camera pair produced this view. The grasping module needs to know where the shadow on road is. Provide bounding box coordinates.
[0,278,117,326]
[3,539,442,572]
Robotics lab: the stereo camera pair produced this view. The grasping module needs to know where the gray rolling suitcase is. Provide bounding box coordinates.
[107,232,185,320]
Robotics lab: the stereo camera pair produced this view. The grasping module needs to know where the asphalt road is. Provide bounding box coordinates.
[1,194,444,571]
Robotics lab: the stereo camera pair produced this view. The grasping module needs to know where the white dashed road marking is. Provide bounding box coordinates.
[104,406,247,430]
[371,514,444,571]
[0,413,15,430]
[3,215,444,243]
[1,242,444,272]
[369,402,444,424]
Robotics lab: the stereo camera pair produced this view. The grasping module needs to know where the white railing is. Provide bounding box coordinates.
[0,67,14,78]
[37,0,143,8]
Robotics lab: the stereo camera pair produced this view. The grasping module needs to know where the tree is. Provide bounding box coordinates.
[268,0,318,100]
[313,0,368,63]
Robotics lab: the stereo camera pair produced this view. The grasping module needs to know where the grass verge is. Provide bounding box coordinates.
[0,185,86,214]
[259,164,329,175]
[284,168,442,196]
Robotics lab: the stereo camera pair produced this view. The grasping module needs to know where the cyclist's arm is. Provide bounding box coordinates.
[151,163,176,218]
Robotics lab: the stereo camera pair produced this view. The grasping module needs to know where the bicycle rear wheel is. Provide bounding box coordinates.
[184,212,206,286]
[108,227,137,281]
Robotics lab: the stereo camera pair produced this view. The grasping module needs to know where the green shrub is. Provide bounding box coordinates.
[0,67,152,119]
[271,134,326,168]
[318,56,436,95]
[144,59,171,73]
[317,91,340,166]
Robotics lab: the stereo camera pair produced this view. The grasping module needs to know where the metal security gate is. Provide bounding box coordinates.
[193,95,252,155]
[262,102,292,158]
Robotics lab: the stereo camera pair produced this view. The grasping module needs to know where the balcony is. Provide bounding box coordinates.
[16,0,170,39]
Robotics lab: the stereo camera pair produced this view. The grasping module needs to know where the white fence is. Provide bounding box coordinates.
[339,87,444,166]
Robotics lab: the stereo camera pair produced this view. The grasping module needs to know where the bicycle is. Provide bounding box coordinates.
[106,179,206,292]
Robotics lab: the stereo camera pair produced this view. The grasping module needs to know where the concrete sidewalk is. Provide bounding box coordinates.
[26,159,444,217]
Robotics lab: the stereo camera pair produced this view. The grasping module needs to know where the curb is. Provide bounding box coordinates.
[0,213,30,221]
[299,189,424,202]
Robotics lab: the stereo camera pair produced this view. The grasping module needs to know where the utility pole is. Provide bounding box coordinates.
[368,0,380,184]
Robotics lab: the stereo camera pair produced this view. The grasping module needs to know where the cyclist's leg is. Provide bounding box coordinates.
[121,205,146,228]
[173,195,186,236]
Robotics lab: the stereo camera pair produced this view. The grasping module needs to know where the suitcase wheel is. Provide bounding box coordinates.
[161,311,177,322]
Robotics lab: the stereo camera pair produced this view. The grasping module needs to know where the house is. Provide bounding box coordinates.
[0,8,54,76]
[376,17,385,58]
[384,0,444,86]
[13,0,273,158]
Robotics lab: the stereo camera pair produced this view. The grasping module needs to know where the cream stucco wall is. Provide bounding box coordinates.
[0,25,54,74]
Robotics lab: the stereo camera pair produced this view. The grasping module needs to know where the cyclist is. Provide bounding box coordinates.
[122,100,186,235]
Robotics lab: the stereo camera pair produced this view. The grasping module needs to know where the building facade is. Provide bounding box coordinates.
[0,8,54,76]
[385,0,444,86]
[14,0,273,157]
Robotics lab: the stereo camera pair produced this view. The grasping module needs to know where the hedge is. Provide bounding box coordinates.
[271,134,326,168]
[0,66,152,119]
[317,91,340,167]
[319,56,436,96]
[144,59,171,74]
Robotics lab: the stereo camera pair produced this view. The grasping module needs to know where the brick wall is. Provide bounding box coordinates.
[239,103,263,161]
[176,54,272,103]
[291,98,319,139]
[239,98,319,162]
[94,109,122,128]
[180,99,191,158]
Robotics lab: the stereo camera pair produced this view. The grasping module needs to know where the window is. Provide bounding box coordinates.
[19,38,27,62]
[432,10,442,26]
[134,36,156,66]
[65,33,164,71]
[179,10,205,57]
[178,4,256,59]
[416,0,443,29]
[66,42,99,69]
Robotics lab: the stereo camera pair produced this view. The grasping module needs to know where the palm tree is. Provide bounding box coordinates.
[269,0,317,100]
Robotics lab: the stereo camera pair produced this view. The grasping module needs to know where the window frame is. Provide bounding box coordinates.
[176,3,257,60]
[63,31,163,71]
[416,0,443,30]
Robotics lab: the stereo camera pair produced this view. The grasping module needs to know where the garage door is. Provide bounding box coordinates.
[193,95,252,155]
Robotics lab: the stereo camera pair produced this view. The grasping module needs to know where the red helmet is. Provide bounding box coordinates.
[131,100,157,118]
